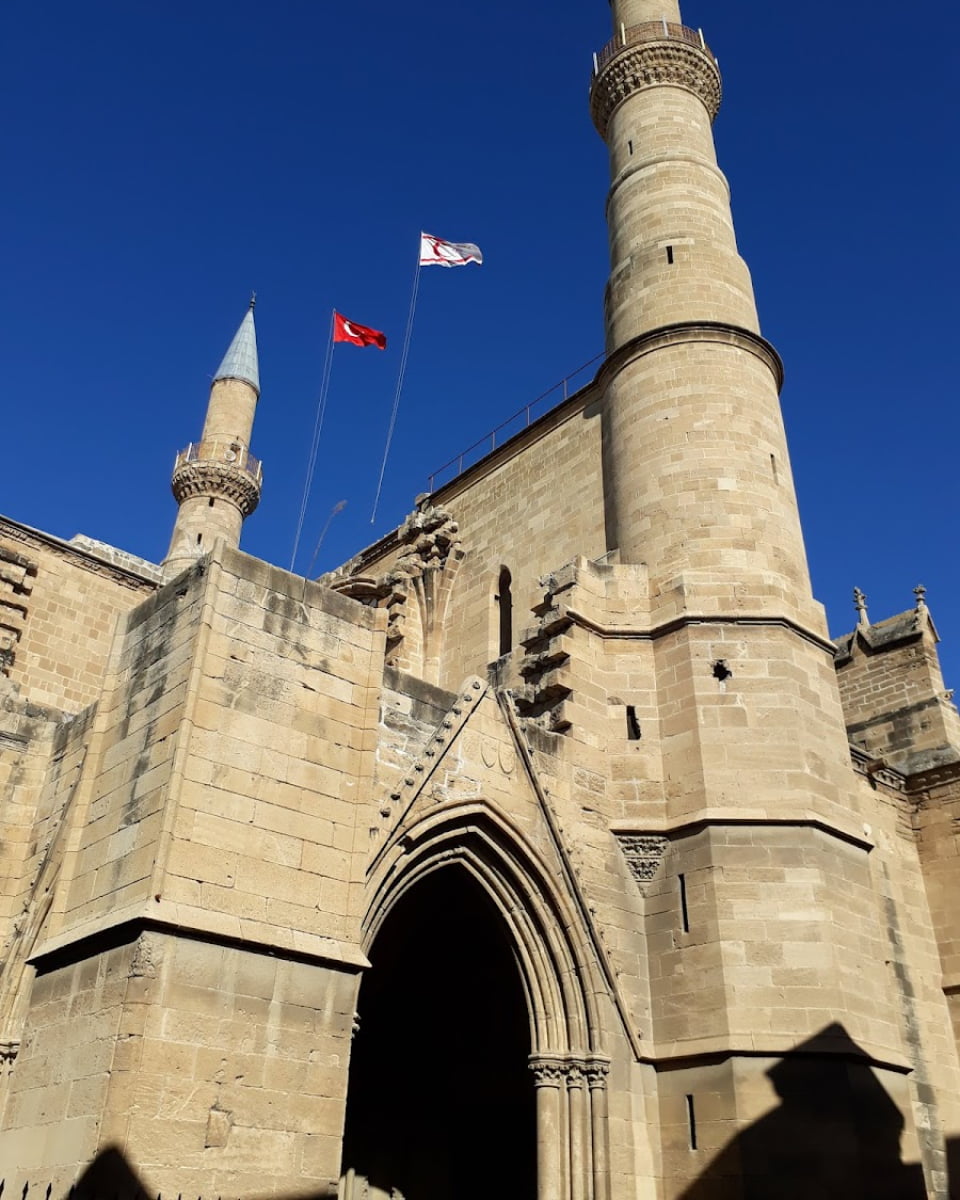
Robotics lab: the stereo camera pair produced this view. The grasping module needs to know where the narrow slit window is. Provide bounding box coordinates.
[196,533,203,546]
[686,1095,698,1150]
[497,567,513,657]
[627,139,633,155]
[666,245,675,264]
[679,872,690,932]
[208,498,215,507]
[626,705,642,741]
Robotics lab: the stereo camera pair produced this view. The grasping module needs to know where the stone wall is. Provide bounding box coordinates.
[0,519,160,714]
[835,605,960,774]
[0,543,387,1191]
[343,382,607,692]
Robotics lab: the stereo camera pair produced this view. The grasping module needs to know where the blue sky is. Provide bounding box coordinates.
[2,0,958,686]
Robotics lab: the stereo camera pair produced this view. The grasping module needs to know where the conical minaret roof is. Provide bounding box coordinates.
[213,302,260,396]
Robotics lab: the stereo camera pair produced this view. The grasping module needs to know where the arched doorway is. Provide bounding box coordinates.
[340,866,537,1199]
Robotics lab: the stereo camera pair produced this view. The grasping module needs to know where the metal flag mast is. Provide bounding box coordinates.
[370,239,423,524]
[370,231,484,525]
[290,308,337,572]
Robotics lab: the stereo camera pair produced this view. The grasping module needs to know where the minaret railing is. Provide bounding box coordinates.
[594,21,715,73]
[174,441,263,485]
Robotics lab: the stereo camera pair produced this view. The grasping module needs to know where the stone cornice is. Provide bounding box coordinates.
[611,814,874,853]
[591,39,722,137]
[29,907,368,974]
[564,607,836,657]
[598,321,784,394]
[0,516,160,589]
[171,459,261,516]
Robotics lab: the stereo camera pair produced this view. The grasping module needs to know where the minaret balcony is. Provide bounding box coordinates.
[171,440,262,516]
[594,21,716,74]
[173,440,262,485]
[590,21,722,134]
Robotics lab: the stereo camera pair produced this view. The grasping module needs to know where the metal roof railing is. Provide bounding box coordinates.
[427,352,605,493]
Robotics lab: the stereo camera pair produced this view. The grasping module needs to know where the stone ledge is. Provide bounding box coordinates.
[610,813,875,852]
[644,1036,912,1074]
[29,905,369,974]
[598,320,784,393]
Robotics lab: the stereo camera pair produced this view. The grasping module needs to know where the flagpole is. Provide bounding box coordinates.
[371,237,423,524]
[290,308,337,572]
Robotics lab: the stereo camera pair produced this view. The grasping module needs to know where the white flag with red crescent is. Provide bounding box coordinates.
[419,232,483,268]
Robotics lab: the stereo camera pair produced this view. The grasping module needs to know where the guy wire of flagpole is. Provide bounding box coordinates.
[307,499,348,578]
[371,241,423,523]
[290,309,337,572]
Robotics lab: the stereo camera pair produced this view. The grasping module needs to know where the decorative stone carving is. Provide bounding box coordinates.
[528,1054,610,1091]
[129,932,162,979]
[0,1040,19,1079]
[382,505,465,675]
[616,833,668,893]
[565,1062,585,1089]
[370,677,486,847]
[529,1057,569,1088]
[329,504,464,675]
[171,459,261,516]
[0,543,35,678]
[590,40,722,137]
[584,1057,611,1090]
[389,505,463,580]
[516,576,575,733]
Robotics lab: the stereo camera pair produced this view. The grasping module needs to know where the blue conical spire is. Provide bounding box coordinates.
[213,298,260,396]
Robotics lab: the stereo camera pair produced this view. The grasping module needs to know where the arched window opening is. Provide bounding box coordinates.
[497,566,513,657]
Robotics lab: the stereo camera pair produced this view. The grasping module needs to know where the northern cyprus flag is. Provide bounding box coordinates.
[419,232,483,268]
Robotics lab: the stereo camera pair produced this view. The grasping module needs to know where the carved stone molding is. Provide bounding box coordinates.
[389,505,463,580]
[529,1054,610,1092]
[529,1057,570,1088]
[379,504,464,675]
[584,1057,611,1090]
[369,677,487,850]
[0,1040,19,1079]
[616,833,668,893]
[171,460,261,516]
[0,543,36,678]
[516,574,576,733]
[590,40,722,137]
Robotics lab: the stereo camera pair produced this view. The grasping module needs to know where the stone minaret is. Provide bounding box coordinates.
[163,301,262,578]
[593,0,815,627]
[588,7,929,1188]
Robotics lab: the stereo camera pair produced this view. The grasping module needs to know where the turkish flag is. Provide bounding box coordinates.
[333,311,387,349]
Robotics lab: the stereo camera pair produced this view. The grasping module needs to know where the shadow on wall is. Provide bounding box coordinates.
[8,1029,960,1200]
[34,1145,338,1200]
[679,1023,954,1200]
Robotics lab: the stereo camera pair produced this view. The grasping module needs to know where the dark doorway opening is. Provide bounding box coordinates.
[341,867,536,1199]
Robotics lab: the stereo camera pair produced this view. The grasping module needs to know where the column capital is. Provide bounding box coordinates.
[529,1055,570,1088]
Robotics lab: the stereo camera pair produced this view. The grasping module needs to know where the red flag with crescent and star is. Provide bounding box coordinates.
[333,311,387,349]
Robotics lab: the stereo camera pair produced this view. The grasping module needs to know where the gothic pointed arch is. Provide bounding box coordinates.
[355,800,614,1200]
[364,801,607,1056]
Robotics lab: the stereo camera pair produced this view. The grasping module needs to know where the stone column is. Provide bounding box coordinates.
[531,1057,568,1200]
[566,1063,588,1200]
[585,1059,612,1200]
